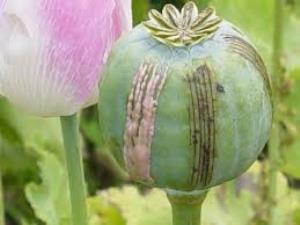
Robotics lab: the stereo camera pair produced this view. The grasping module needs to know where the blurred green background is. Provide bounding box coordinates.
[1,0,300,224]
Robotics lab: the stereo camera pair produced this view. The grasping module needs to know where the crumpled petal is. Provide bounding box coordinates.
[0,0,132,117]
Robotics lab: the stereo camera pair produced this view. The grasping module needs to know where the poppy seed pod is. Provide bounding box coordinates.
[98,2,272,191]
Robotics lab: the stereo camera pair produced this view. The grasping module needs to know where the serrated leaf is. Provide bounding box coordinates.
[99,186,171,225]
[98,163,300,225]
[25,149,126,225]
[25,150,72,225]
[98,184,254,225]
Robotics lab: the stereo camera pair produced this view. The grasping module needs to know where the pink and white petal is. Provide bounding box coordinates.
[117,0,133,32]
[3,0,41,37]
[0,0,78,116]
[0,0,130,117]
[0,0,5,12]
[83,0,133,107]
[39,0,121,114]
[0,12,77,116]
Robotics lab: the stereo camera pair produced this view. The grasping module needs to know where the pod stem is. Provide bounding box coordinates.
[0,171,4,225]
[166,189,207,225]
[60,114,88,225]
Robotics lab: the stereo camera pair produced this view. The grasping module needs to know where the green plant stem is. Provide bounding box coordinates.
[268,0,284,224]
[61,115,88,225]
[0,171,4,225]
[268,126,281,225]
[167,189,207,225]
[95,150,129,181]
[273,0,284,86]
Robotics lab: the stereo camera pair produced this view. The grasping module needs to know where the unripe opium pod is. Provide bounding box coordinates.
[98,2,272,192]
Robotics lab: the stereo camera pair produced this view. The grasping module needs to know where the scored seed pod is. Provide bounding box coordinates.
[98,2,272,192]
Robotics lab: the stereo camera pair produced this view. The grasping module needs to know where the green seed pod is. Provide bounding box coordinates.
[98,2,272,192]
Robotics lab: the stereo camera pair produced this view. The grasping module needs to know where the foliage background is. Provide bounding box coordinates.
[1,0,300,224]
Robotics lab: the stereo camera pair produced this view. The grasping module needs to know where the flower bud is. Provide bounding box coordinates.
[0,0,132,117]
[98,2,272,191]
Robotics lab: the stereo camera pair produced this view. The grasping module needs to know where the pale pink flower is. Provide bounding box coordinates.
[0,1,5,12]
[0,0,132,116]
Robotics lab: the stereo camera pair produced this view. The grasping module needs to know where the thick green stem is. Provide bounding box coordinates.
[268,0,284,224]
[167,189,207,225]
[0,171,4,225]
[61,115,88,225]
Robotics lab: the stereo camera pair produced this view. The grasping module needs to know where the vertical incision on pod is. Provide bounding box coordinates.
[123,62,167,182]
[186,64,216,187]
[223,35,272,96]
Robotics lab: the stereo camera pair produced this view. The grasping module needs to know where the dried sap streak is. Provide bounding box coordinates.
[123,62,168,182]
[223,34,272,96]
[185,64,216,187]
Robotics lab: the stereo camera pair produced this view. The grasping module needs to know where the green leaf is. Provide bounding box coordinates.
[0,99,68,223]
[97,184,254,225]
[0,99,23,150]
[97,163,300,225]
[87,196,126,225]
[25,150,72,225]
[0,99,35,173]
[99,186,172,225]
[0,98,64,159]
[25,149,126,225]
[0,116,23,147]
[0,98,65,176]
